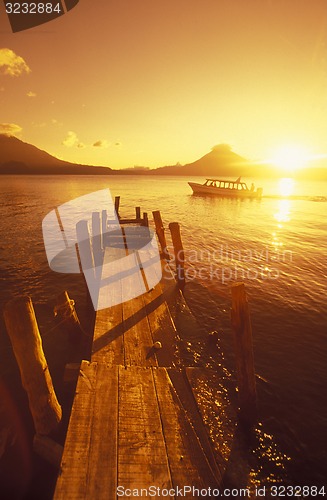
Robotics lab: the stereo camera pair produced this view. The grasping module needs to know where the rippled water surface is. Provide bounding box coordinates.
[0,175,326,490]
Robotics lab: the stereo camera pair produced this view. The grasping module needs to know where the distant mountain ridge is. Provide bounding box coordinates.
[154,144,250,176]
[0,135,113,175]
[0,136,251,176]
[1,135,326,179]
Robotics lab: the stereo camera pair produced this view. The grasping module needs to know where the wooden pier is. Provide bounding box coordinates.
[2,197,258,498]
[53,204,226,498]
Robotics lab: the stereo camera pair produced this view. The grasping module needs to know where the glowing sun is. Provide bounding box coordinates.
[272,145,309,172]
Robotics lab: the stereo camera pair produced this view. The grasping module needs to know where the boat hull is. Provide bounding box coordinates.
[188,182,261,198]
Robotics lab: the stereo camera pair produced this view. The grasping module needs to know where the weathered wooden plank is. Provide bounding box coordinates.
[122,298,158,366]
[55,362,120,499]
[118,366,172,490]
[122,257,158,367]
[153,368,220,490]
[136,242,181,367]
[135,234,179,366]
[136,232,162,291]
[54,361,98,499]
[85,364,119,499]
[143,281,180,368]
[91,305,124,364]
[92,247,124,364]
[97,246,125,309]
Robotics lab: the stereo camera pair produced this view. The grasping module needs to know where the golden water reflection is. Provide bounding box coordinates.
[272,179,293,251]
[274,199,291,224]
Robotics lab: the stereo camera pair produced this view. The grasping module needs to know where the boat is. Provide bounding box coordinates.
[188,177,263,198]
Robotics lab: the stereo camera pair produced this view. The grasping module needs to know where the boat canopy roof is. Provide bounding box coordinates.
[205,177,242,183]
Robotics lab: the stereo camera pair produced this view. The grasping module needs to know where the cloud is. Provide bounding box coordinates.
[27,91,36,97]
[62,134,115,149]
[93,140,109,148]
[62,131,79,147]
[211,143,232,152]
[0,49,31,76]
[0,123,22,136]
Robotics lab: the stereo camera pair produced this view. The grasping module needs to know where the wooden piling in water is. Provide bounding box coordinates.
[54,291,86,342]
[75,242,94,311]
[3,296,62,435]
[152,210,170,260]
[76,220,95,280]
[169,222,185,289]
[231,282,257,426]
[142,212,149,227]
[114,196,120,217]
[92,212,104,270]
[135,206,141,219]
[101,209,108,239]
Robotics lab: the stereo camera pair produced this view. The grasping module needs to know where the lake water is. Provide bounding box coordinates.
[0,175,326,495]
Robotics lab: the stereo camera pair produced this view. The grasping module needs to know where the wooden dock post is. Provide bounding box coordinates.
[92,211,104,270]
[142,212,149,227]
[169,222,185,289]
[3,297,62,435]
[153,210,170,260]
[75,242,94,311]
[135,206,141,220]
[231,282,257,426]
[114,196,120,217]
[54,291,86,342]
[76,220,95,281]
[101,209,108,240]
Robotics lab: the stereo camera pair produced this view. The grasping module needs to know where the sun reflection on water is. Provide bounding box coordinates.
[274,200,291,224]
[271,179,294,254]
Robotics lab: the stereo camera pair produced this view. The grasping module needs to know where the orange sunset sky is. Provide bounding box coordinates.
[0,0,326,169]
